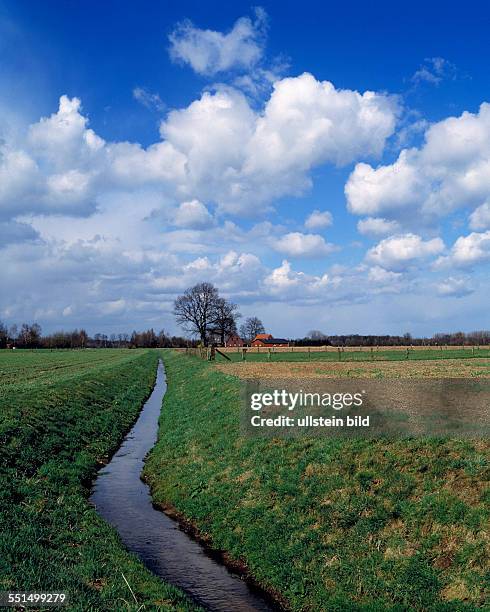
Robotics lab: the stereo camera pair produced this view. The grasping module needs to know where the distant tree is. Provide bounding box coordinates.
[157,329,168,347]
[0,321,7,349]
[174,282,220,345]
[210,298,241,345]
[308,330,328,342]
[18,323,42,348]
[8,324,18,345]
[240,317,265,343]
[79,329,88,348]
[31,324,42,345]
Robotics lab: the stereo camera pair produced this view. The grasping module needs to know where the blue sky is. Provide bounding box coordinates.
[0,0,489,337]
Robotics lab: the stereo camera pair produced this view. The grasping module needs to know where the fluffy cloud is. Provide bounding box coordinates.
[436,230,490,268]
[0,148,42,219]
[469,201,490,230]
[173,200,213,229]
[158,74,397,212]
[168,8,267,76]
[150,250,263,295]
[273,232,336,258]
[346,103,490,225]
[0,75,397,223]
[366,233,444,270]
[357,217,400,236]
[436,276,474,298]
[159,87,256,208]
[245,73,398,177]
[262,259,406,303]
[367,265,402,283]
[346,151,423,217]
[28,95,104,168]
[0,96,105,219]
[263,260,332,297]
[304,209,333,230]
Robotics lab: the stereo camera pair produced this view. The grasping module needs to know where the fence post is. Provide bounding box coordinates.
[406,347,409,360]
[268,348,271,361]
[338,347,341,361]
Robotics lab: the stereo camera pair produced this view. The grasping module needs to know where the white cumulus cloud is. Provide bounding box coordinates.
[168,8,267,76]
[273,232,336,258]
[469,201,490,230]
[367,265,402,283]
[366,233,444,271]
[174,200,213,229]
[263,259,331,297]
[0,76,398,222]
[436,276,474,297]
[346,103,490,226]
[305,209,333,230]
[357,217,400,236]
[436,230,490,268]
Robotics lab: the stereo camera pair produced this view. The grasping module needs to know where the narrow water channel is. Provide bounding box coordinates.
[90,360,276,612]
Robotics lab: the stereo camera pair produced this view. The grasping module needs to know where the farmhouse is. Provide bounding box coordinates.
[225,333,244,347]
[251,334,289,347]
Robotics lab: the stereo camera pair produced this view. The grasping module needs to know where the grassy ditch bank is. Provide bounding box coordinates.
[145,350,489,611]
[0,349,198,611]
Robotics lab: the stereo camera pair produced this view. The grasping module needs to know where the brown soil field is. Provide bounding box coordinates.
[216,358,490,379]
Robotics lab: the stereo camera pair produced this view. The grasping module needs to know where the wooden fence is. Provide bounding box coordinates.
[178,344,490,361]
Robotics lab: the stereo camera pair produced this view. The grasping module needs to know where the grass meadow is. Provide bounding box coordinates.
[213,347,490,363]
[0,349,198,611]
[145,350,490,611]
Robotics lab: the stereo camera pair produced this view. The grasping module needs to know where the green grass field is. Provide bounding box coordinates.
[0,349,198,611]
[214,347,490,363]
[145,351,490,611]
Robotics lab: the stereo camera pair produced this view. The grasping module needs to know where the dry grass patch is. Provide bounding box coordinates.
[217,357,490,379]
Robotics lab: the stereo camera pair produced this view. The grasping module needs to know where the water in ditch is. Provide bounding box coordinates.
[90,359,276,612]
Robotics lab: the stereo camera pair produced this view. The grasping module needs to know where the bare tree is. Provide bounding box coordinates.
[308,330,328,341]
[8,324,18,345]
[0,321,7,349]
[18,323,42,348]
[174,282,220,345]
[210,298,241,346]
[240,316,265,343]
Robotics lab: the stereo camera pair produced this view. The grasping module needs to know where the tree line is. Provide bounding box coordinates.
[0,322,190,349]
[299,330,490,347]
